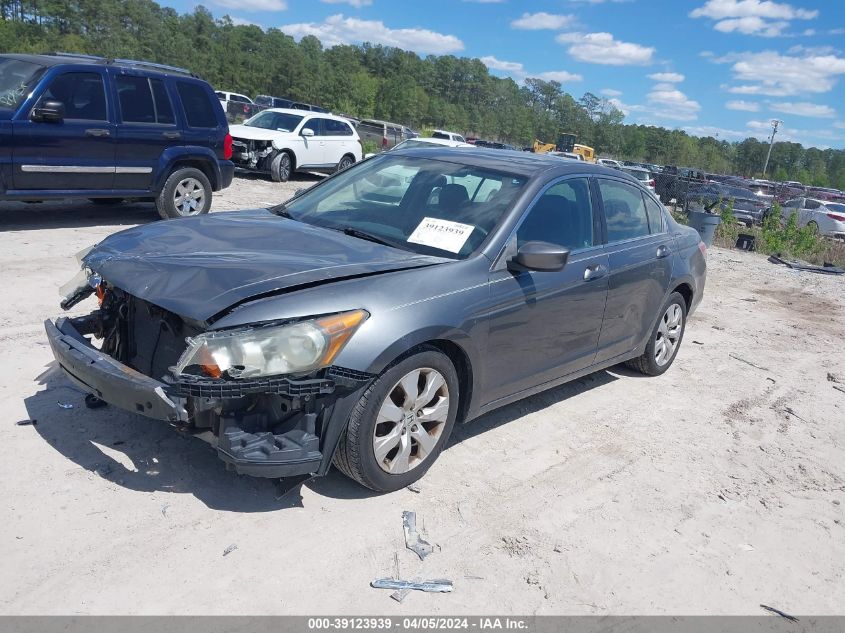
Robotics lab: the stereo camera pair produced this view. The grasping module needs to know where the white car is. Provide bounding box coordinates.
[230,109,362,182]
[782,197,845,239]
[431,129,466,143]
[597,158,622,169]
[363,137,473,159]
[621,166,656,192]
[215,90,252,111]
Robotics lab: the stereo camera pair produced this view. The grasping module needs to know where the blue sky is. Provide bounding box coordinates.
[168,0,845,149]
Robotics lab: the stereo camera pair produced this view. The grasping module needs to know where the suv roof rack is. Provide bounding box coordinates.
[48,52,198,78]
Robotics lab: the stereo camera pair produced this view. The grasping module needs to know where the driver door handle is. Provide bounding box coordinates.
[583,264,608,281]
[85,128,110,138]
[656,244,671,259]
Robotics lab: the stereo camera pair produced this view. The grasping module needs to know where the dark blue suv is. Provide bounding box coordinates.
[0,53,234,219]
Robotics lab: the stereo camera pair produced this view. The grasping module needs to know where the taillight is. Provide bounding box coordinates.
[827,213,845,222]
[223,133,233,160]
[698,241,707,258]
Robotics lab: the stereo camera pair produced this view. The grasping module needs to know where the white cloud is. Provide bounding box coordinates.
[770,101,836,118]
[646,85,701,120]
[511,12,576,30]
[648,72,685,82]
[479,56,581,83]
[726,99,760,111]
[556,32,655,65]
[683,125,749,140]
[320,0,372,8]
[713,50,845,96]
[536,70,583,82]
[279,14,464,54]
[600,88,623,97]
[213,0,286,10]
[690,0,818,37]
[479,55,525,74]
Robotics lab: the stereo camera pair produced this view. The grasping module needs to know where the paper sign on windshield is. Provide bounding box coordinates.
[408,217,475,253]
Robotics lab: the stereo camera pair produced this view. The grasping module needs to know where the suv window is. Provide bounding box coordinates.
[323,118,353,136]
[599,179,650,242]
[150,79,175,124]
[517,178,594,251]
[176,81,217,128]
[246,110,303,132]
[41,72,106,120]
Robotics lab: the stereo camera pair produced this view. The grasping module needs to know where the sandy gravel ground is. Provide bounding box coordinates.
[1,173,843,615]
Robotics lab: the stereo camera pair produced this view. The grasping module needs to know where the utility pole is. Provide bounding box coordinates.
[762,119,781,178]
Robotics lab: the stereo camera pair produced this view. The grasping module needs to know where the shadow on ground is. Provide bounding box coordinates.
[25,362,620,513]
[0,200,158,231]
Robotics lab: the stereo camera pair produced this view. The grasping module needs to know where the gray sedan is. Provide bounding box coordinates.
[46,148,707,492]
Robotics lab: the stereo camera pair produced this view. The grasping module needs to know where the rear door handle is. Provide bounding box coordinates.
[656,245,671,258]
[162,131,181,139]
[583,264,608,281]
[85,128,110,138]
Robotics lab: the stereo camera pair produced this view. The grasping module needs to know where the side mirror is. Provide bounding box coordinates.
[32,99,65,123]
[508,241,570,272]
[301,127,315,137]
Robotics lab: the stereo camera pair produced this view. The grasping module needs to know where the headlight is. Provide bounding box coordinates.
[173,310,368,379]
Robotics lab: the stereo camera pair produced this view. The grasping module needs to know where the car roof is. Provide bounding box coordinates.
[262,108,345,120]
[389,146,629,179]
[0,53,197,77]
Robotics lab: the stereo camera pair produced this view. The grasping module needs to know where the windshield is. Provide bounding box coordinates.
[245,110,303,132]
[279,154,528,259]
[0,58,45,110]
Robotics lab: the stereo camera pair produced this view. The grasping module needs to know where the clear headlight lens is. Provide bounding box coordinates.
[173,310,368,379]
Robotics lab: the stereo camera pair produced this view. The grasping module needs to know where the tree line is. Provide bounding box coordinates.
[1,0,843,188]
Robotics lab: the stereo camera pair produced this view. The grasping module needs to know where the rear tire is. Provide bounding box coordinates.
[155,167,212,219]
[335,154,355,173]
[333,349,459,492]
[626,291,687,376]
[270,151,292,183]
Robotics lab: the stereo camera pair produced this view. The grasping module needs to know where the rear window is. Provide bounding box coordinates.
[176,81,218,128]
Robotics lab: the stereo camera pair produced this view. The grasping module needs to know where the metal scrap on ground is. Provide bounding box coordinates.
[371,578,453,594]
[402,510,434,560]
[768,255,845,275]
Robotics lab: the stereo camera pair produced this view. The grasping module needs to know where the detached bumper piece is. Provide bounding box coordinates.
[45,318,188,423]
[218,424,322,478]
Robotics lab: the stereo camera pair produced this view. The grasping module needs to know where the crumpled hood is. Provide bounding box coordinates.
[84,209,446,323]
[229,124,292,142]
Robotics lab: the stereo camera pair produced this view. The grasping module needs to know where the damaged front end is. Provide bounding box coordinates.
[46,276,374,478]
[230,137,276,173]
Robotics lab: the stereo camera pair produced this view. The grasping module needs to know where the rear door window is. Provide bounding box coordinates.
[644,195,664,233]
[324,118,353,136]
[598,179,650,242]
[176,81,217,128]
[150,79,175,124]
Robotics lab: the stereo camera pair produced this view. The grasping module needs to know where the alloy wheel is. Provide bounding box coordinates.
[173,177,205,216]
[654,303,683,366]
[372,368,449,474]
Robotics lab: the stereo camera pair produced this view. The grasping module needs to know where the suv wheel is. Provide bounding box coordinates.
[336,155,354,173]
[333,349,459,492]
[270,152,292,183]
[626,291,687,376]
[156,167,212,219]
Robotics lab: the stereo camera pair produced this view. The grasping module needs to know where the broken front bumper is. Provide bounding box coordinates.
[44,317,373,478]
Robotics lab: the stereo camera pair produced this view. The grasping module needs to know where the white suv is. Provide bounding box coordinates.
[431,129,466,143]
[230,109,362,182]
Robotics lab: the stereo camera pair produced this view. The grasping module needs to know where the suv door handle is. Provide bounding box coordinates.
[583,264,608,281]
[85,128,110,138]
[162,131,182,139]
[656,245,671,258]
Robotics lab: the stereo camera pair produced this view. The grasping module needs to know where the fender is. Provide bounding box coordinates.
[154,146,222,192]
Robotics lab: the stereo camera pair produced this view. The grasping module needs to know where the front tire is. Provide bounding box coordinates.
[333,349,459,492]
[155,168,212,219]
[626,291,687,376]
[270,151,292,183]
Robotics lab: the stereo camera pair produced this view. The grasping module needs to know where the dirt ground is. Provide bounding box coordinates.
[1,173,843,615]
